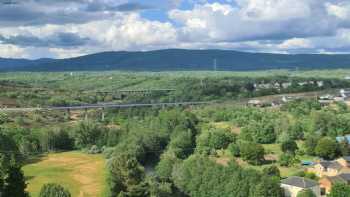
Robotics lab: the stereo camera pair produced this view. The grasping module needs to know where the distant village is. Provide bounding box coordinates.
[246,82,350,197]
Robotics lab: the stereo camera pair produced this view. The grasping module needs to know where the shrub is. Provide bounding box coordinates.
[39,183,71,197]
[228,143,240,157]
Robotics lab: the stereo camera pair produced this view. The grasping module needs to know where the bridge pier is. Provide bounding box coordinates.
[84,108,88,121]
[65,109,71,120]
[101,108,105,121]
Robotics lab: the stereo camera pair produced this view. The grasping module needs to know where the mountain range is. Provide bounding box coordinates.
[1,49,350,72]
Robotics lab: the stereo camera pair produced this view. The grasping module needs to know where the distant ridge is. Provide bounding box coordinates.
[1,49,350,72]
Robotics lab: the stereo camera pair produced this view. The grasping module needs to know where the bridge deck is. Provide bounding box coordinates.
[0,102,210,112]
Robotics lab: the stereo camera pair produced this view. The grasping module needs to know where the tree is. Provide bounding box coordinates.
[108,153,147,197]
[315,137,339,160]
[196,129,235,155]
[74,121,104,149]
[328,183,350,197]
[253,177,283,197]
[279,154,296,167]
[228,143,240,157]
[262,165,280,177]
[239,141,265,165]
[304,135,319,156]
[2,164,29,197]
[296,189,316,197]
[281,139,298,155]
[39,183,71,197]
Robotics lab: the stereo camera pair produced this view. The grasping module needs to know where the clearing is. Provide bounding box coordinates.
[23,151,108,197]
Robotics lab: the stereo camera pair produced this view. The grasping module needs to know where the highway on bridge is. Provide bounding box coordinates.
[0,101,211,112]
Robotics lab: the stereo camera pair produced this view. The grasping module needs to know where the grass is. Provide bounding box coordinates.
[23,151,108,197]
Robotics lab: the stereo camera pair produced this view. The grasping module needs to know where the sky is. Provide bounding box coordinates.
[1,0,350,59]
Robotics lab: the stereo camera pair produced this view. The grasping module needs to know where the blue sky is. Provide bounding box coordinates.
[1,0,350,59]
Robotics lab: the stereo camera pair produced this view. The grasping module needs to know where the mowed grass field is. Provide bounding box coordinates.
[23,151,108,197]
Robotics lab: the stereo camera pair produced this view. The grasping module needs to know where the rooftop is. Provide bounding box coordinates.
[281,176,318,188]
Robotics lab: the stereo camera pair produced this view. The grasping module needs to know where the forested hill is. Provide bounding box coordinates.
[2,49,350,72]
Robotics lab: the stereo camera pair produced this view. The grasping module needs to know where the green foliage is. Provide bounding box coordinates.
[39,183,71,197]
[2,164,29,197]
[107,153,148,197]
[253,177,283,197]
[74,121,105,149]
[279,154,297,167]
[228,143,240,157]
[155,153,181,181]
[239,141,265,165]
[304,135,320,156]
[296,189,316,197]
[328,183,350,197]
[172,155,281,197]
[0,113,9,125]
[315,137,340,160]
[262,165,280,177]
[281,140,298,155]
[196,129,235,155]
[240,122,276,144]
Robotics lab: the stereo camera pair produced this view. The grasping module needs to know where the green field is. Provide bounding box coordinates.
[23,151,108,197]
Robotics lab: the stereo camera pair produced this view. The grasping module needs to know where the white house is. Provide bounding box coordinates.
[281,176,321,197]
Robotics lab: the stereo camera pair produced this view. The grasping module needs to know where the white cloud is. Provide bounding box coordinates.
[278,38,313,49]
[0,44,29,58]
[3,0,350,58]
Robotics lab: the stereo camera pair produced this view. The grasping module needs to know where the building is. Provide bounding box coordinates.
[340,89,350,99]
[281,176,321,197]
[319,173,350,194]
[336,157,350,168]
[307,157,350,177]
[307,161,343,177]
[247,99,262,107]
[336,135,350,143]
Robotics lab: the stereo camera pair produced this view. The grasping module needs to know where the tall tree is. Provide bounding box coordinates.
[2,164,29,197]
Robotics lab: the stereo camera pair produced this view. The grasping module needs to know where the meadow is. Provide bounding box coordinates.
[23,152,108,197]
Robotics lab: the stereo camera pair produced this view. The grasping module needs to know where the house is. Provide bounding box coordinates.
[336,157,350,168]
[307,161,343,177]
[336,135,350,143]
[340,89,350,99]
[281,176,321,197]
[247,99,262,107]
[308,157,350,178]
[319,173,350,194]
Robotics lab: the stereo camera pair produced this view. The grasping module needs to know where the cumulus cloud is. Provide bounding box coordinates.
[2,0,350,58]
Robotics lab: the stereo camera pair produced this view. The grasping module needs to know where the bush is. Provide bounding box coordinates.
[228,143,240,157]
[297,189,316,197]
[196,129,235,155]
[239,141,265,165]
[315,137,339,160]
[262,165,280,177]
[39,183,71,197]
[0,113,9,124]
[279,154,296,167]
[281,139,298,155]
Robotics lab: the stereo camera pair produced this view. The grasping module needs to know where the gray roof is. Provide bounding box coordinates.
[342,156,350,162]
[318,161,333,168]
[339,173,350,181]
[328,162,343,170]
[281,176,319,188]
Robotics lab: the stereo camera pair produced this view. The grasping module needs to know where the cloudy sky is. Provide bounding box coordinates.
[1,0,350,59]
